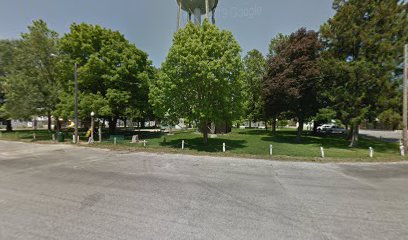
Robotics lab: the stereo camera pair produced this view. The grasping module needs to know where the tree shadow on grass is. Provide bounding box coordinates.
[160,137,247,153]
[261,130,397,152]
[110,130,164,140]
[238,130,268,136]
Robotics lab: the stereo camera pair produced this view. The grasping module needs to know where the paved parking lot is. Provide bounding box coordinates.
[0,140,407,240]
[360,129,401,142]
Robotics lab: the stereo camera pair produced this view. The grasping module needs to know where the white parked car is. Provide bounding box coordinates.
[317,124,334,132]
[317,124,346,134]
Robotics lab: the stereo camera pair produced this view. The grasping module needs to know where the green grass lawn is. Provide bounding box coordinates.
[0,128,403,162]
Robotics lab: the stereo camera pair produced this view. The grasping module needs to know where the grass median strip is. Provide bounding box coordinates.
[0,128,403,162]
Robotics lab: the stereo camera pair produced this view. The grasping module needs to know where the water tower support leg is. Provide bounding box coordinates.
[194,8,202,25]
[177,1,182,30]
[205,0,209,19]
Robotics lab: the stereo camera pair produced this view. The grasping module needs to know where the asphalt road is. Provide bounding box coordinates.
[0,141,407,240]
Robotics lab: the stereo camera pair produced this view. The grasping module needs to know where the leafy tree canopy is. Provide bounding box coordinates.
[57,23,154,131]
[263,28,322,140]
[242,49,266,124]
[149,20,244,144]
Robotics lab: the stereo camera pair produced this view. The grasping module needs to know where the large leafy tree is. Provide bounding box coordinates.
[2,20,59,130]
[268,33,289,58]
[263,29,322,140]
[242,49,266,127]
[262,34,289,133]
[320,0,408,146]
[150,20,243,144]
[57,23,153,132]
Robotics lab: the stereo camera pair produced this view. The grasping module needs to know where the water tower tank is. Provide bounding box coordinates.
[176,0,219,28]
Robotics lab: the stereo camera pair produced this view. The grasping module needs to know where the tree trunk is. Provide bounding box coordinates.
[296,118,304,142]
[6,120,12,132]
[47,112,52,131]
[56,118,61,131]
[272,118,277,134]
[345,124,353,140]
[313,120,322,134]
[54,116,61,131]
[201,121,209,145]
[124,119,127,128]
[109,118,117,133]
[349,125,359,147]
[203,127,209,145]
[249,121,252,128]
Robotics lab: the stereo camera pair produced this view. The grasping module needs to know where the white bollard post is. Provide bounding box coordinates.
[33,133,36,140]
[114,137,117,145]
[182,140,185,150]
[98,128,102,143]
[223,143,226,153]
[320,147,325,158]
[400,145,406,157]
[270,144,273,156]
[72,135,76,143]
[52,134,56,141]
[369,147,374,158]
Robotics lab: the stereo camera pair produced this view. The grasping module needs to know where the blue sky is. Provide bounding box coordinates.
[0,0,334,66]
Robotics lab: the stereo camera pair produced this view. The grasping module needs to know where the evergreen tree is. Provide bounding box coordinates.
[2,20,59,130]
[0,40,20,131]
[320,0,408,146]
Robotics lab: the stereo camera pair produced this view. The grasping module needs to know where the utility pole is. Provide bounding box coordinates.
[74,63,79,144]
[403,44,408,152]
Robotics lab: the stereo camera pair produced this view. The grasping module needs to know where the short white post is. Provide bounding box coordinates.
[182,140,185,150]
[320,147,325,158]
[223,143,226,153]
[72,135,76,143]
[52,134,56,141]
[114,137,117,145]
[33,133,36,140]
[400,145,406,157]
[143,140,146,147]
[98,128,102,143]
[369,147,374,158]
[269,144,273,156]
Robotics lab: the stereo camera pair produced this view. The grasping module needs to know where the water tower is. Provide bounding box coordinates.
[176,0,219,29]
